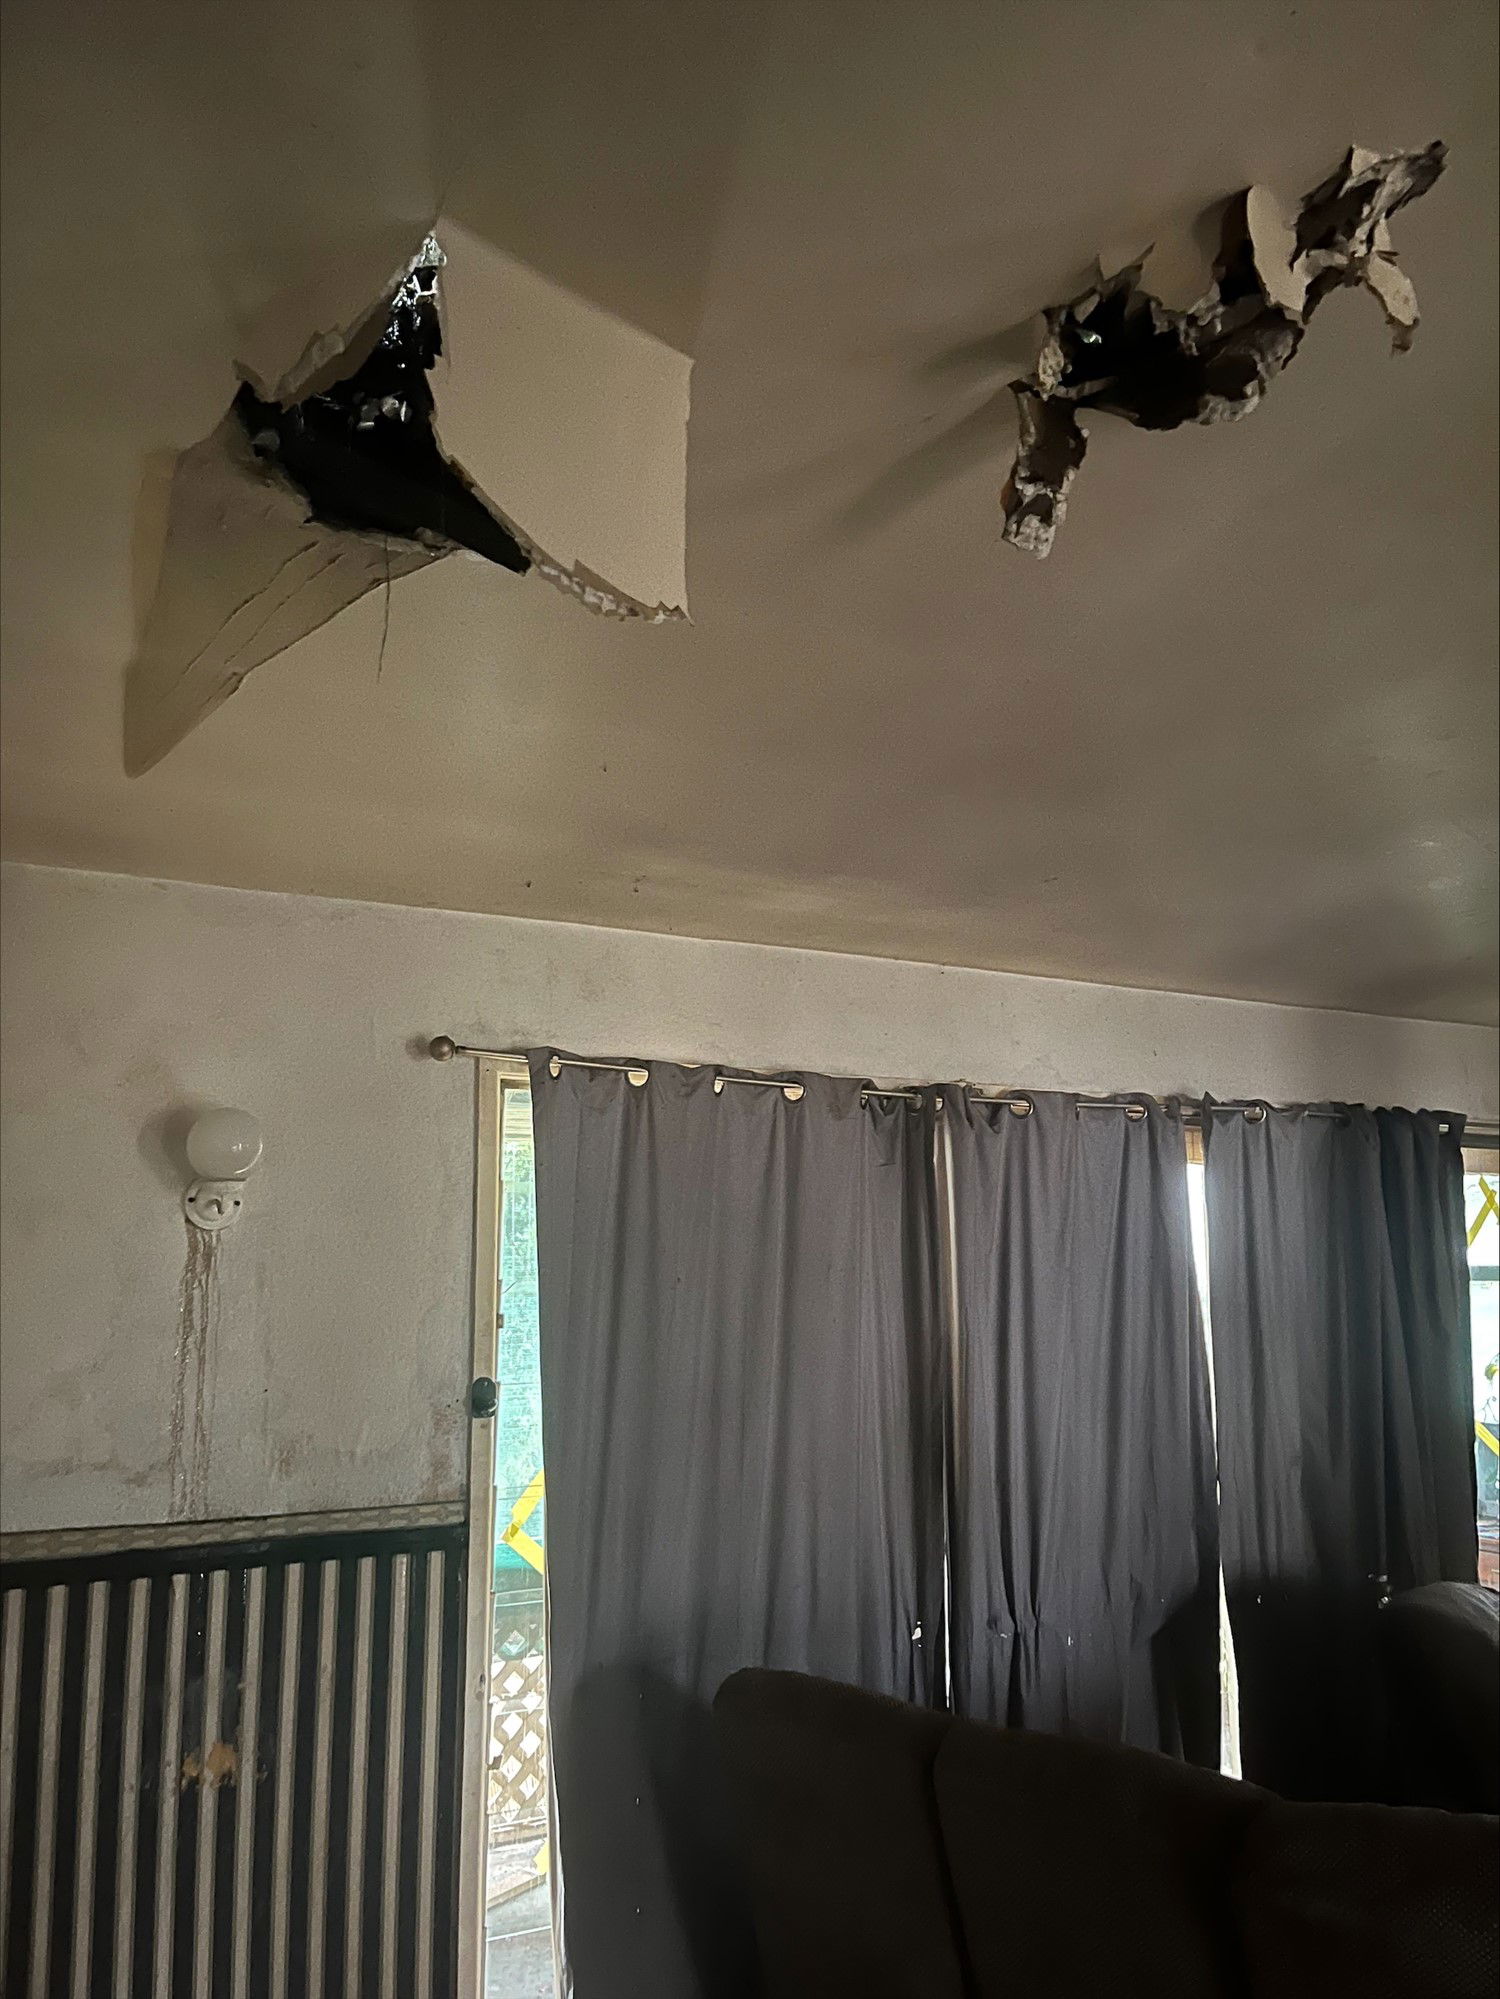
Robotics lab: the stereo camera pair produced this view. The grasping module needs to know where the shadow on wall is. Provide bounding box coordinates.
[136,1099,218,1197]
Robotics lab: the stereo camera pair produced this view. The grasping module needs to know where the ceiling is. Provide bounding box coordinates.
[2,0,1496,1024]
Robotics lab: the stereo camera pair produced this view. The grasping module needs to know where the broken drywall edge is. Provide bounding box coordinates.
[1243,184,1308,318]
[234,224,451,409]
[124,415,439,774]
[126,221,690,771]
[999,389,1088,558]
[429,219,690,617]
[1000,141,1446,557]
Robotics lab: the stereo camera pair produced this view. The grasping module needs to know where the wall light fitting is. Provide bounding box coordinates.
[183,1107,263,1231]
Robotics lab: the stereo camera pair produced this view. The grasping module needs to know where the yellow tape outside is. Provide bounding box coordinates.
[1469,1175,1498,1247]
[501,1468,546,1574]
[1478,1421,1499,1458]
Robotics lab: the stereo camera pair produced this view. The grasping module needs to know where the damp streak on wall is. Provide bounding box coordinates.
[168,1224,220,1519]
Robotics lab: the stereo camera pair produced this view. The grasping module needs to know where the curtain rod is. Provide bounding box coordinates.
[429,1040,1495,1138]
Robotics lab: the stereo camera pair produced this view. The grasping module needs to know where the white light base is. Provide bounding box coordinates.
[184,1179,248,1231]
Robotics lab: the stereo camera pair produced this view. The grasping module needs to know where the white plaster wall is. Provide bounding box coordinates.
[2,860,1496,1535]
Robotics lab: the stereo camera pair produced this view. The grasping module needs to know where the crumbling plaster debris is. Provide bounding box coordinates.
[1001,142,1446,556]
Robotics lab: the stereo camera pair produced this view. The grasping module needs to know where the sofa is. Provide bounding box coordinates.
[713,1667,1499,1999]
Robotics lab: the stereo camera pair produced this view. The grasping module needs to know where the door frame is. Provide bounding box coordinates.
[457,1054,532,1996]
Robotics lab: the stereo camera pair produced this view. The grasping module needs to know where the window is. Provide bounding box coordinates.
[1184,1136,1499,1771]
[1467,1156,1499,1586]
[487,1085,553,1998]
[1183,1136,1241,1775]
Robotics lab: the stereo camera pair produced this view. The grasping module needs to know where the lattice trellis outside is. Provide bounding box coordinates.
[489,1649,549,1842]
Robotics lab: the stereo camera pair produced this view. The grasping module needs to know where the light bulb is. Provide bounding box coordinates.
[185,1107,263,1181]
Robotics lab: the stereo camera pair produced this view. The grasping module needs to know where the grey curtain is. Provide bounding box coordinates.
[942,1089,1220,1764]
[1204,1104,1476,1799]
[529,1054,945,1999]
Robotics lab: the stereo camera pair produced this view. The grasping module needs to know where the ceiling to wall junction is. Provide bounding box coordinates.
[2,0,1495,1023]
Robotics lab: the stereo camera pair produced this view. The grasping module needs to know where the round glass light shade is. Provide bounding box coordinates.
[185,1107,263,1180]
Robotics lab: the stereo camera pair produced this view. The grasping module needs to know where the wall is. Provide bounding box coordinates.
[3,859,1496,1536]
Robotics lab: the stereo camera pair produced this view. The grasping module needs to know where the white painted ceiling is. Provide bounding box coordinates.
[2,0,1496,1022]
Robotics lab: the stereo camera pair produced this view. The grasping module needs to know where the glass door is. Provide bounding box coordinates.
[462,1065,557,1999]
[487,1085,553,1995]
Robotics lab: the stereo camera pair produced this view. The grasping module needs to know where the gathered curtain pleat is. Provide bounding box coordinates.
[941,1089,1221,1764]
[1204,1103,1476,1800]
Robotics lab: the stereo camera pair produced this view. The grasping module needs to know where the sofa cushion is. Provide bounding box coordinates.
[1380,1584,1500,1811]
[714,1668,970,1998]
[934,1719,1260,1998]
[1233,1798,1499,1998]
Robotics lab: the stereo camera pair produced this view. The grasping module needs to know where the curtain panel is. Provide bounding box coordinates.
[1204,1103,1475,1799]
[941,1089,1221,1764]
[529,1054,945,1998]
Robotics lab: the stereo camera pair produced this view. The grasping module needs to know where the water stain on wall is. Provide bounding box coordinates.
[180,1740,239,1789]
[168,1223,219,1518]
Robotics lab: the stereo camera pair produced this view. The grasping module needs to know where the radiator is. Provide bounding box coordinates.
[0,1510,468,1997]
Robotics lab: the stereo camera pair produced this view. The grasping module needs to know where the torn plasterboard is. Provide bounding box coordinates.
[125,225,691,773]
[1000,141,1446,558]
